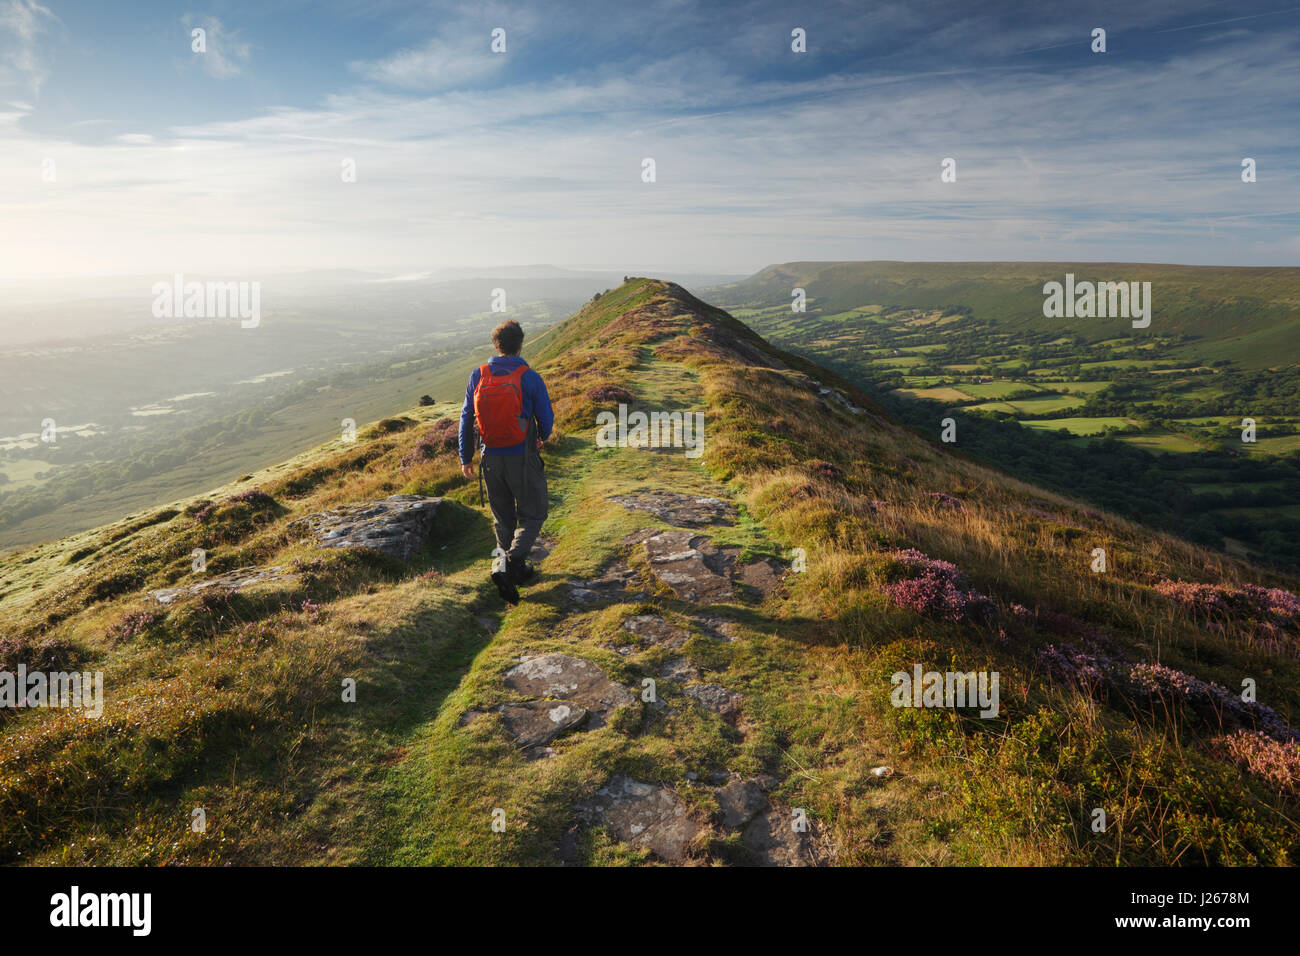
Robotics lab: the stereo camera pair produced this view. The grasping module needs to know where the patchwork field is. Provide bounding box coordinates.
[704,262,1300,569]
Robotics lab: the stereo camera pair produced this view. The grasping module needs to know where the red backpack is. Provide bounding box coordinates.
[473,363,529,448]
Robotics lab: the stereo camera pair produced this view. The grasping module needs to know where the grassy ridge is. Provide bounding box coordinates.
[1,279,1297,865]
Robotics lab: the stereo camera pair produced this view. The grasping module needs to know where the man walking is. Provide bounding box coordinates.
[459,320,555,605]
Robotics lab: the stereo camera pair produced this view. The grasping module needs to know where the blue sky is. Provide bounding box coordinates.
[1,0,1298,277]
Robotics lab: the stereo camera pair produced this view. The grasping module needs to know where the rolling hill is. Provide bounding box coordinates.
[1,279,1297,866]
[718,261,1300,367]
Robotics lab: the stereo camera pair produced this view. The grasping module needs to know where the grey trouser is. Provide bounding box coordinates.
[481,448,548,565]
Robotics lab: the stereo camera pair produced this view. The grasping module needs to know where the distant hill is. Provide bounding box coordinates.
[2,279,1296,867]
[718,261,1300,367]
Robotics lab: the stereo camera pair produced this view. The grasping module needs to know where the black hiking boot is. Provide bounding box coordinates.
[491,568,520,605]
[509,559,536,586]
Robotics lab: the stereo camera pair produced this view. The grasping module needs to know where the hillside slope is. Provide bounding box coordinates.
[707,262,1300,571]
[717,261,1300,367]
[2,279,1297,866]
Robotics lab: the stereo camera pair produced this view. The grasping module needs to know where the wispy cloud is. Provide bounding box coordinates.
[347,2,538,91]
[352,33,508,90]
[182,14,251,79]
[0,0,56,96]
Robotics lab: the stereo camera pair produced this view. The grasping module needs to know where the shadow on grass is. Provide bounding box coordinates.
[5,502,508,866]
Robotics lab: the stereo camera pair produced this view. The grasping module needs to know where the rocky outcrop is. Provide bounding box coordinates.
[715,778,768,828]
[288,494,441,561]
[628,529,786,605]
[464,654,635,758]
[496,700,589,751]
[566,563,647,606]
[658,657,699,682]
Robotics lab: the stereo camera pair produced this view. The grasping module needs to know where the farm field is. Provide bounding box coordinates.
[1021,416,1139,436]
[969,396,1085,416]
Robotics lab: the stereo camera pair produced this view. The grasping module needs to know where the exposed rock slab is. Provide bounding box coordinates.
[716,779,769,828]
[504,653,635,728]
[684,683,742,721]
[566,564,646,606]
[742,807,822,867]
[639,529,738,604]
[658,657,700,682]
[633,530,781,605]
[460,699,589,756]
[621,614,690,649]
[150,565,297,605]
[574,776,700,863]
[696,616,743,642]
[610,491,737,527]
[288,494,441,561]
[528,534,556,562]
[818,385,865,415]
[497,700,588,751]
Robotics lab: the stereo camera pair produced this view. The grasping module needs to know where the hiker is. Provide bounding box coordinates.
[459,320,555,604]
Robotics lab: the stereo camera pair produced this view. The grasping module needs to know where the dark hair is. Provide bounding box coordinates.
[492,320,524,355]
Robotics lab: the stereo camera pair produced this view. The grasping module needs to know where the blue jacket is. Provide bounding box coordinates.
[459,355,555,462]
